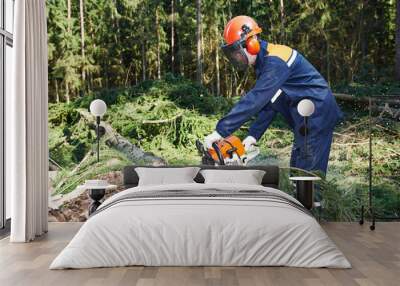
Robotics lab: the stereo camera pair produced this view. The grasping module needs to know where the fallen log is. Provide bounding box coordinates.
[333,93,400,105]
[334,94,400,120]
[78,109,166,166]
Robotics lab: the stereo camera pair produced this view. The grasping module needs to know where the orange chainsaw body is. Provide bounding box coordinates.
[208,135,245,162]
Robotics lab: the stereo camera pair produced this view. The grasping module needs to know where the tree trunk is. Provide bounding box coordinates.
[55,80,59,103]
[396,0,400,80]
[359,1,367,62]
[215,46,221,96]
[269,0,275,42]
[66,0,71,102]
[141,5,147,81]
[180,48,184,76]
[196,0,202,84]
[134,70,138,85]
[65,81,70,103]
[201,16,205,71]
[67,0,71,34]
[171,0,175,73]
[141,13,147,82]
[279,0,285,42]
[156,7,161,80]
[224,63,230,97]
[231,68,237,97]
[214,16,220,96]
[111,0,119,46]
[80,0,86,88]
[322,31,331,84]
[142,39,147,81]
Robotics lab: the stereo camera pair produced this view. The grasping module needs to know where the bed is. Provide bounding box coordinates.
[50,165,351,269]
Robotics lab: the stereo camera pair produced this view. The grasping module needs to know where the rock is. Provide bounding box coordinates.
[48,209,67,222]
[48,214,59,222]
[48,171,125,222]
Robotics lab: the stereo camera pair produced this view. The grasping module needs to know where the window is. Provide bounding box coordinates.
[5,0,13,34]
[0,0,13,231]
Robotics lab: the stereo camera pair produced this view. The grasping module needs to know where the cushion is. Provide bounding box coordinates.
[123,165,280,189]
[200,169,266,185]
[135,167,200,186]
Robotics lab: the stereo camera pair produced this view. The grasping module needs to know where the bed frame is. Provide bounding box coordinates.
[122,165,280,189]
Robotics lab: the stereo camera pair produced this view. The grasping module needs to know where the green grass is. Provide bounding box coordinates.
[51,147,131,195]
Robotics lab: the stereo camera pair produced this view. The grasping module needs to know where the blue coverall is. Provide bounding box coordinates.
[216,41,343,173]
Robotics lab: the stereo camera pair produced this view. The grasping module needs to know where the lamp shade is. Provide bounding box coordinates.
[297,99,315,117]
[90,99,107,117]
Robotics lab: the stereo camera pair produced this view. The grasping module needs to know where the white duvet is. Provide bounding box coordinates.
[50,183,351,269]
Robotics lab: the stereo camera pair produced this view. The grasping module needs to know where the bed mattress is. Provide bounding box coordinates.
[50,183,351,269]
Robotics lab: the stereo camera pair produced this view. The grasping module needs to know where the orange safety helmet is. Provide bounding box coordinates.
[223,15,262,55]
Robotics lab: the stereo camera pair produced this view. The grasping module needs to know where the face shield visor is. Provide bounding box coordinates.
[221,40,249,71]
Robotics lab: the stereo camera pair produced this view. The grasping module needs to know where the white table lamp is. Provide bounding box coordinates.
[297,99,315,160]
[90,99,107,162]
[297,99,315,117]
[90,99,107,117]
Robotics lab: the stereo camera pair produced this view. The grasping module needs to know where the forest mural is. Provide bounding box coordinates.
[47,0,400,222]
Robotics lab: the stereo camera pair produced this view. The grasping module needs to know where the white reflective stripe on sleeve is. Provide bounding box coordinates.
[287,50,297,67]
[271,89,282,103]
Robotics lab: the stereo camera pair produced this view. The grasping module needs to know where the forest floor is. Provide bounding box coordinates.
[48,77,400,222]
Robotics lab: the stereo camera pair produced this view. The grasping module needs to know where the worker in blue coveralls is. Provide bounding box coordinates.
[204,16,343,174]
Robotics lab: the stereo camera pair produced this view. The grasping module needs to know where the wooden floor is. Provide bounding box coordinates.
[0,222,399,286]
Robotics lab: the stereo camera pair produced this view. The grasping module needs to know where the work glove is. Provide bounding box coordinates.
[242,136,257,152]
[204,131,222,149]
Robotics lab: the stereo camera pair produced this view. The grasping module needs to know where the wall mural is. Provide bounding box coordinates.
[47,1,399,222]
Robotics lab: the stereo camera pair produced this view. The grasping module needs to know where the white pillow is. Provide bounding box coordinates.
[200,169,266,185]
[136,167,200,186]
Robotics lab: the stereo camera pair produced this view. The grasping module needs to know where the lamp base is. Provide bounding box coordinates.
[88,188,106,215]
[295,180,314,210]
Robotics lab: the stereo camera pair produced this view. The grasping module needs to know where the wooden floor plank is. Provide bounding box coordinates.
[0,222,399,286]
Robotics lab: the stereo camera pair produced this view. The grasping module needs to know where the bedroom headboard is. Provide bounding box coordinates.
[122,165,280,189]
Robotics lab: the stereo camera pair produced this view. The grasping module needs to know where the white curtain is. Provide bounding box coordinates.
[8,0,48,242]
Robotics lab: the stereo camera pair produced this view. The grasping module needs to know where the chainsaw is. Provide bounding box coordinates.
[196,135,260,166]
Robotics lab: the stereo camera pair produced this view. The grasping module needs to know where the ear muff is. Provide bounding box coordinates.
[246,36,260,55]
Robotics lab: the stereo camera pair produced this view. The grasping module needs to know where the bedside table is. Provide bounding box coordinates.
[289,176,321,210]
[80,183,117,215]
